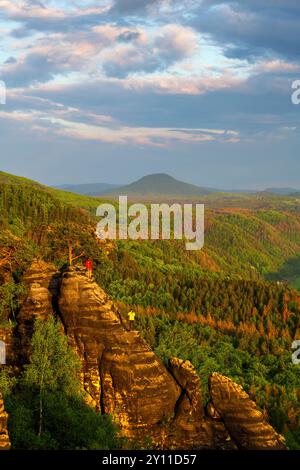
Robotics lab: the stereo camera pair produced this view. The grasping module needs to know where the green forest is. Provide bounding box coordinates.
[0,175,300,449]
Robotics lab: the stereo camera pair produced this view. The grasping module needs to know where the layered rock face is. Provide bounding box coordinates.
[208,373,286,450]
[12,262,286,450]
[0,327,15,366]
[0,395,11,450]
[167,358,234,449]
[58,268,182,439]
[18,260,60,360]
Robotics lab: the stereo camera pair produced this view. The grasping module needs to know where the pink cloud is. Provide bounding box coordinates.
[255,60,300,74]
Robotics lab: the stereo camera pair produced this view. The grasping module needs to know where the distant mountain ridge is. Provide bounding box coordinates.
[55,182,120,196]
[53,174,300,197]
[264,188,300,196]
[2,169,300,198]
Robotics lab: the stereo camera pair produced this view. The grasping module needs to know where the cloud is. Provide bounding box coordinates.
[0,86,240,148]
[0,0,110,35]
[111,0,161,14]
[118,73,242,95]
[192,1,300,61]
[0,104,239,147]
[110,0,196,18]
[1,36,94,86]
[1,0,300,183]
[16,56,297,139]
[53,120,237,147]
[1,23,199,85]
[254,60,300,75]
[101,24,199,77]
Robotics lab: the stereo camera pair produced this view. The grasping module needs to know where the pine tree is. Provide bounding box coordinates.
[22,317,81,437]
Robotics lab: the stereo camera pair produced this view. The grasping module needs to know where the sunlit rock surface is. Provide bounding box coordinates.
[59,268,181,439]
[18,260,60,360]
[209,373,286,450]
[0,395,10,450]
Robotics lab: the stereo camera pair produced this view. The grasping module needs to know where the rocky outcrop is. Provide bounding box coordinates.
[18,260,60,360]
[167,358,234,449]
[169,358,204,422]
[0,395,11,450]
[58,269,228,448]
[14,262,286,450]
[209,373,286,450]
[0,327,16,366]
[58,267,181,440]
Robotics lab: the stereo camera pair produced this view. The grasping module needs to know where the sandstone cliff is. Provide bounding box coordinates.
[0,327,15,366]
[58,267,182,440]
[208,373,286,450]
[18,260,60,361]
[0,394,11,450]
[8,262,286,450]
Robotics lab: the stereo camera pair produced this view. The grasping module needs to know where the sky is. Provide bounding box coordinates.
[0,0,300,189]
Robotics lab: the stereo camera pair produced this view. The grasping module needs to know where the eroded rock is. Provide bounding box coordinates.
[58,268,181,439]
[0,327,16,366]
[169,358,204,423]
[209,373,286,450]
[18,260,60,360]
[167,358,234,449]
[0,394,11,450]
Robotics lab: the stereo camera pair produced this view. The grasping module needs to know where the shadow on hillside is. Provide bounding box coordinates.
[267,255,300,290]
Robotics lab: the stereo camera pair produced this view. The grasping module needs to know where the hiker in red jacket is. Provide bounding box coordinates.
[85,258,93,280]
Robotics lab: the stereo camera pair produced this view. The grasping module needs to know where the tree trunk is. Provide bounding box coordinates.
[38,392,43,437]
[69,246,73,266]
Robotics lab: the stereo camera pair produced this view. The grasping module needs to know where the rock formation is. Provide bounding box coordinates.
[0,394,11,450]
[11,262,286,450]
[18,260,60,360]
[58,267,181,441]
[0,327,15,366]
[167,358,234,449]
[169,357,204,423]
[208,373,286,450]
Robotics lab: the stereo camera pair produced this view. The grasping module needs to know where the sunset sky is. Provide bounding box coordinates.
[0,0,300,189]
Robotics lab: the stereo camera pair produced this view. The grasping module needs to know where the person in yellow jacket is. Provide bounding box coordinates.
[128,310,136,331]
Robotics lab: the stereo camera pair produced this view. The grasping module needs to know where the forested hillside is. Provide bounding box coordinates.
[0,174,300,448]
